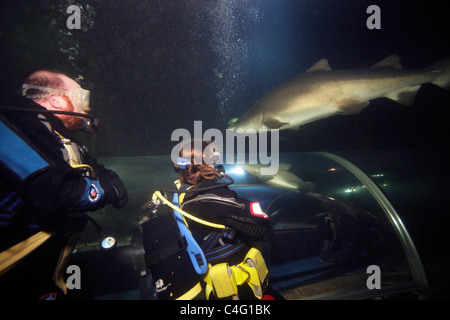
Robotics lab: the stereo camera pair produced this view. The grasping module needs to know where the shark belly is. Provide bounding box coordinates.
[266,104,338,129]
[229,54,450,131]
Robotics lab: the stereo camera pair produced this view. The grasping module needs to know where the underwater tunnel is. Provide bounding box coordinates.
[68,150,447,300]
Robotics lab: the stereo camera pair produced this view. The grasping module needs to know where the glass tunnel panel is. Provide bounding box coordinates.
[73,152,424,299]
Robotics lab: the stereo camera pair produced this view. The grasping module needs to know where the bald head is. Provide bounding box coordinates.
[23,70,85,130]
[23,70,79,95]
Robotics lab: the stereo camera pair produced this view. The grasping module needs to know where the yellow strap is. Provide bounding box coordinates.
[52,232,80,295]
[204,263,238,299]
[153,191,226,229]
[174,180,191,228]
[202,248,268,300]
[54,131,95,176]
[244,247,269,282]
[239,248,269,299]
[232,265,250,285]
[173,180,225,229]
[176,282,203,300]
[174,179,182,190]
[203,271,213,299]
[0,231,53,276]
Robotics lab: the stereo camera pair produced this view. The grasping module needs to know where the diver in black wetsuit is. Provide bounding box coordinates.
[173,140,270,266]
[0,70,128,299]
[140,139,281,300]
[168,140,279,299]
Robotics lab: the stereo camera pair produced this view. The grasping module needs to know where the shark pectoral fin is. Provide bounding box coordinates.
[432,74,450,90]
[385,85,421,106]
[338,100,370,115]
[370,54,402,69]
[278,164,292,171]
[264,118,290,129]
[255,175,273,183]
[305,59,332,73]
[228,117,239,128]
[429,56,450,90]
[430,59,450,90]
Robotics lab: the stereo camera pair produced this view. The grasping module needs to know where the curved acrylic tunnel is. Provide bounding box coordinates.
[69,150,447,299]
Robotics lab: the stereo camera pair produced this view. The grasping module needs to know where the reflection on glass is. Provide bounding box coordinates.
[74,152,421,299]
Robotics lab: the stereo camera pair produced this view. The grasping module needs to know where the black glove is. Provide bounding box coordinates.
[112,183,128,208]
[99,171,128,209]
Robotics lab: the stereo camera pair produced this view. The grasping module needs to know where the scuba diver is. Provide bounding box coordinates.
[141,140,276,300]
[173,140,270,265]
[0,70,128,299]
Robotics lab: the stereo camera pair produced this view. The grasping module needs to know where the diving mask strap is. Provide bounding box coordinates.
[22,83,67,99]
[22,83,91,112]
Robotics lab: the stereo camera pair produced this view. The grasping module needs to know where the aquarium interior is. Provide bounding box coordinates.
[1,0,450,300]
[66,150,450,300]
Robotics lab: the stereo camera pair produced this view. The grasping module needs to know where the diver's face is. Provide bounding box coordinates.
[62,77,89,114]
[59,96,82,131]
[58,76,89,131]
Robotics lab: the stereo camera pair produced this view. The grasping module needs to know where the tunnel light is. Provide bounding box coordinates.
[344,185,366,193]
[371,173,384,178]
[229,167,245,175]
[100,236,117,251]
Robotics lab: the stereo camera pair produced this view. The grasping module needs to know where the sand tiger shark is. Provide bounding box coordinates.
[228,55,450,131]
[238,163,315,192]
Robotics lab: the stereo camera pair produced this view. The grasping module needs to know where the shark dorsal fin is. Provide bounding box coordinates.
[370,54,402,69]
[305,59,332,72]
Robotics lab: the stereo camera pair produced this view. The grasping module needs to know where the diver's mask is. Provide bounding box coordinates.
[176,151,222,170]
[21,83,98,134]
[22,83,91,112]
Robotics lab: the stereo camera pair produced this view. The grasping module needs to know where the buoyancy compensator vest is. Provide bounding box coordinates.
[141,177,269,300]
[141,189,207,300]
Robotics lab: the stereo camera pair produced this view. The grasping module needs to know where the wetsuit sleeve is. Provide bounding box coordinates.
[226,197,270,240]
[1,119,127,215]
[6,159,123,214]
[56,148,128,211]
[183,195,270,241]
[81,151,128,209]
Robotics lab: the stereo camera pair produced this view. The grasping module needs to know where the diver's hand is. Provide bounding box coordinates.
[99,171,128,209]
[112,183,128,208]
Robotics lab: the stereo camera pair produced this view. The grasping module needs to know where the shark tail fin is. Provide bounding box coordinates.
[430,57,450,90]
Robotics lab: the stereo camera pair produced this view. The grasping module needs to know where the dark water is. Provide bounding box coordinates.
[1,0,450,157]
[2,0,450,299]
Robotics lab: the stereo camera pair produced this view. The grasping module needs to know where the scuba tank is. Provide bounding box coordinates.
[140,166,269,300]
[139,166,231,300]
[140,192,207,300]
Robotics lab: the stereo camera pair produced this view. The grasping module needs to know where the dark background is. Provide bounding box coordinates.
[2,0,450,299]
[1,0,449,157]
